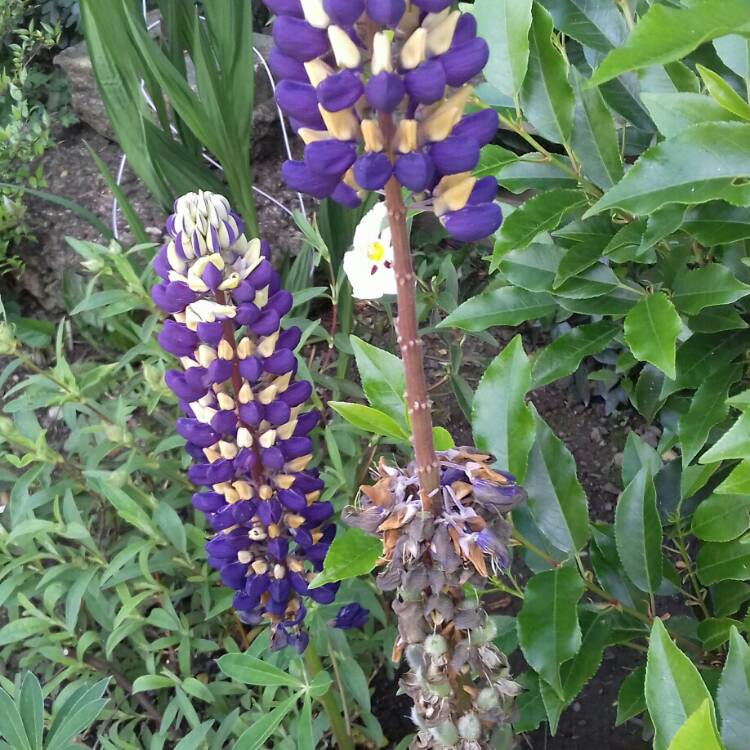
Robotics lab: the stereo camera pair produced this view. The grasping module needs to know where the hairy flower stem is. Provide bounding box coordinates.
[303,646,355,750]
[380,112,440,513]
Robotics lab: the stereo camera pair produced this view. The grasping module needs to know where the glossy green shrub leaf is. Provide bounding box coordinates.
[616,666,646,726]
[309,528,383,589]
[640,92,738,138]
[538,0,627,52]
[531,320,619,388]
[474,0,533,98]
[701,413,750,463]
[716,462,750,495]
[624,293,681,380]
[715,36,750,79]
[679,366,739,466]
[491,190,587,267]
[474,144,518,178]
[615,466,663,593]
[590,0,750,85]
[666,700,721,750]
[697,536,750,585]
[717,627,750,750]
[588,123,750,217]
[523,408,590,554]
[672,265,750,315]
[438,288,557,332]
[692,494,750,543]
[521,4,574,145]
[697,65,750,121]
[645,618,713,750]
[472,336,534,481]
[517,567,584,696]
[570,69,624,189]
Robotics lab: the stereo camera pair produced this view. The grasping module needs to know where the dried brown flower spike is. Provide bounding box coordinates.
[344,448,526,749]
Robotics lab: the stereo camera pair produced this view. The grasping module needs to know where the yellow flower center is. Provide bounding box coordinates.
[367,241,385,263]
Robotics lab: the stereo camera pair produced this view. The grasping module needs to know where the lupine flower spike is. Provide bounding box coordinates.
[345,448,526,749]
[265,0,503,243]
[152,190,340,653]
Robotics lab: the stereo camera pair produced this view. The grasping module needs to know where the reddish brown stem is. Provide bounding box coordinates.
[379,113,440,512]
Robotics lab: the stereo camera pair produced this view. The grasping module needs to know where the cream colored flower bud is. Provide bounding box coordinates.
[328,25,361,68]
[400,27,427,70]
[300,0,329,28]
[372,32,393,74]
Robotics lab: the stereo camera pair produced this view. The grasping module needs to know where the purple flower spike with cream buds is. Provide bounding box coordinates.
[153,190,339,653]
[264,0,502,243]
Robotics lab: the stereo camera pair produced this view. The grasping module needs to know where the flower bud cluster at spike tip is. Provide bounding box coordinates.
[265,0,503,243]
[343,448,526,749]
[152,191,339,653]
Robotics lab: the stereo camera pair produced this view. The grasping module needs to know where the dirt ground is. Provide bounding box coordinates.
[8,122,650,749]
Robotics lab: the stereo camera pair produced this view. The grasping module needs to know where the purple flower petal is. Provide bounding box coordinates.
[304,140,357,177]
[268,47,308,82]
[317,69,364,111]
[353,152,393,190]
[282,160,339,199]
[272,16,330,61]
[323,0,364,25]
[275,80,325,127]
[411,0,452,10]
[365,0,405,26]
[395,151,435,192]
[331,182,362,208]
[441,203,502,242]
[439,38,490,87]
[404,59,447,104]
[263,0,304,16]
[365,71,406,113]
[451,109,499,146]
[469,176,498,205]
[452,13,477,46]
[429,136,480,174]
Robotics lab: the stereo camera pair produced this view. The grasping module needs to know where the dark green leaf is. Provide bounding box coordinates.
[673,265,750,314]
[711,581,750,617]
[234,695,298,750]
[521,4,575,144]
[531,320,618,388]
[517,567,585,696]
[717,627,750,750]
[538,0,627,51]
[438,288,556,332]
[683,203,750,246]
[624,293,681,379]
[641,92,739,138]
[697,618,738,651]
[645,618,713,750]
[701,413,750,464]
[18,674,42,750]
[474,0,533,98]
[472,336,534,481]
[491,190,587,267]
[523,407,591,555]
[588,123,750,217]
[590,0,750,86]
[697,536,750,585]
[616,666,646,726]
[498,243,560,292]
[498,154,579,193]
[693,494,750,543]
[615,466,663,593]
[474,144,518,178]
[0,685,31,750]
[571,70,624,190]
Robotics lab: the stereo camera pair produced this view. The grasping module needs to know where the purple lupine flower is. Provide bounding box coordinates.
[263,0,502,243]
[332,602,369,629]
[153,190,339,653]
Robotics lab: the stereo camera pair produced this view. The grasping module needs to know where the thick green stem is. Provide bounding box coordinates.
[303,646,354,750]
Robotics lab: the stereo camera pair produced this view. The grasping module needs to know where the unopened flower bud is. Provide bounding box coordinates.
[0,323,17,355]
[457,712,482,742]
[430,720,459,746]
[475,686,499,711]
[424,633,448,657]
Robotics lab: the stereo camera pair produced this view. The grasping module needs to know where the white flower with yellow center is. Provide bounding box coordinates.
[343,202,397,300]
